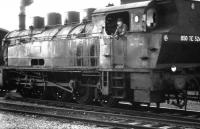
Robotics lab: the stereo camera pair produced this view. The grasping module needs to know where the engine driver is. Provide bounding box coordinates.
[114,18,127,40]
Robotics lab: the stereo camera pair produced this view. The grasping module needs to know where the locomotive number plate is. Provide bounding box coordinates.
[180,35,200,42]
[163,34,200,43]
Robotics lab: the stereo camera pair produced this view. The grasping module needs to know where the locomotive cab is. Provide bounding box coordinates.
[95,0,179,69]
[94,1,151,68]
[94,0,200,105]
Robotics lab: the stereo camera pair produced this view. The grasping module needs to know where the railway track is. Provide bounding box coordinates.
[12,98,200,126]
[0,98,199,129]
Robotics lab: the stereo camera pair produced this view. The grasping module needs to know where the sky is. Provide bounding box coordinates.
[0,0,120,31]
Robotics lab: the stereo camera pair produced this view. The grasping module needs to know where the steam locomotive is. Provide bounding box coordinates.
[1,0,200,108]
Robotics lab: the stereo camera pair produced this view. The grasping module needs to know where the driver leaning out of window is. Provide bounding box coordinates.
[114,18,127,40]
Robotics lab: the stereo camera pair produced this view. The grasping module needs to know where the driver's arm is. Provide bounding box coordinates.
[119,24,127,36]
[114,27,119,36]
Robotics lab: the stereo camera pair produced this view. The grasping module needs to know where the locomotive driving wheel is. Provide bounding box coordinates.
[31,87,45,99]
[53,88,73,102]
[74,86,95,104]
[17,87,31,98]
[100,96,118,107]
[17,86,45,98]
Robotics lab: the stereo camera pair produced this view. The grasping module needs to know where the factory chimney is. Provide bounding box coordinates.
[19,0,33,30]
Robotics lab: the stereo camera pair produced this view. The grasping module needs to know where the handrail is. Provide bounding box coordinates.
[5,33,115,48]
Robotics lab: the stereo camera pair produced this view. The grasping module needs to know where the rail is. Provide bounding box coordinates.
[0,98,199,128]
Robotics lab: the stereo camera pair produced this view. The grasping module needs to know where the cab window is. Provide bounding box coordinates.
[105,11,130,35]
[146,8,157,29]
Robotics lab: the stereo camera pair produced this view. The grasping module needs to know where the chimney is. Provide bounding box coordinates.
[19,0,33,30]
[65,11,80,25]
[33,16,45,29]
[47,12,62,26]
[19,13,26,30]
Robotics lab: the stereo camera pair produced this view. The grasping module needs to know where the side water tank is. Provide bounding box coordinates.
[47,12,62,26]
[83,8,96,21]
[65,11,80,25]
[33,16,45,29]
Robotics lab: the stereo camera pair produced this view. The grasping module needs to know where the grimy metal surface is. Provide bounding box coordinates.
[5,0,200,69]
[2,0,200,105]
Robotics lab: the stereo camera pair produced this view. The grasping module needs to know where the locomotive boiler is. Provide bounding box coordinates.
[1,0,200,108]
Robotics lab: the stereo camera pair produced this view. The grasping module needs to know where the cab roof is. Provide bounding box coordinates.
[93,0,152,14]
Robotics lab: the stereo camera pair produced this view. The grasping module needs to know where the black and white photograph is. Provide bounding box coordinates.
[0,0,200,128]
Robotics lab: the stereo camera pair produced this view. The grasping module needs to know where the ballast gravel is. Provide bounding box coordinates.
[0,111,108,129]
